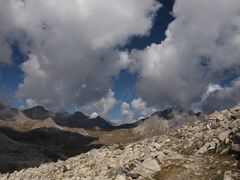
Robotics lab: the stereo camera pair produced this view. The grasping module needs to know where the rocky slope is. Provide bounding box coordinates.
[0,106,102,173]
[132,108,202,138]
[1,106,240,180]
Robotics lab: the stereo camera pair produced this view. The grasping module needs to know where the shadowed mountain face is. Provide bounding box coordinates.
[23,106,53,120]
[54,112,140,130]
[0,127,100,155]
[53,112,115,130]
[0,126,101,173]
[23,106,114,130]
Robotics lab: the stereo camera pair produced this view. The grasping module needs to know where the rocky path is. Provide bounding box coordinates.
[1,106,240,180]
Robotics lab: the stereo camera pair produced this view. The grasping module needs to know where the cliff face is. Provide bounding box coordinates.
[1,106,240,180]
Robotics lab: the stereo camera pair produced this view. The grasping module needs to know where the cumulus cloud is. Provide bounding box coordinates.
[94,89,116,118]
[130,0,240,113]
[26,98,38,108]
[131,98,156,116]
[121,98,155,121]
[121,102,134,121]
[0,0,160,109]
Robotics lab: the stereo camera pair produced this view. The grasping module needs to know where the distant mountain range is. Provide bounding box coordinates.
[0,103,204,173]
[0,102,203,128]
[22,105,203,130]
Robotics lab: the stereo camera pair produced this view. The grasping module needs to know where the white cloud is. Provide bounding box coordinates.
[0,0,160,109]
[26,98,37,108]
[131,98,156,116]
[95,89,116,118]
[130,0,240,112]
[90,112,98,119]
[3,0,239,115]
[121,102,134,121]
[121,98,155,121]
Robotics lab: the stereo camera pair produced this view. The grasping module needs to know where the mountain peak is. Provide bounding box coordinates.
[23,106,53,120]
[71,111,89,119]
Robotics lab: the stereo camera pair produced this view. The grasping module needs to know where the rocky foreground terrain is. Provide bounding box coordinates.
[0,106,240,180]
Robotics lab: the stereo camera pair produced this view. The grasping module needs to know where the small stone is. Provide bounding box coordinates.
[233,162,238,167]
[165,138,171,143]
[194,172,201,176]
[224,171,233,180]
[224,161,230,164]
[225,138,230,144]
[126,171,140,179]
[220,147,229,155]
[152,142,161,150]
[206,123,212,130]
[113,149,122,156]
[196,140,204,149]
[150,147,157,152]
[217,114,225,121]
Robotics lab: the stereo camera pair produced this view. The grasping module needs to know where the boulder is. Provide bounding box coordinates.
[156,152,167,163]
[152,142,162,150]
[139,158,161,178]
[196,141,216,154]
[164,150,184,160]
[218,131,230,142]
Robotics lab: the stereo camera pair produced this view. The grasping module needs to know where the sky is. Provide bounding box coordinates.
[0,0,240,122]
